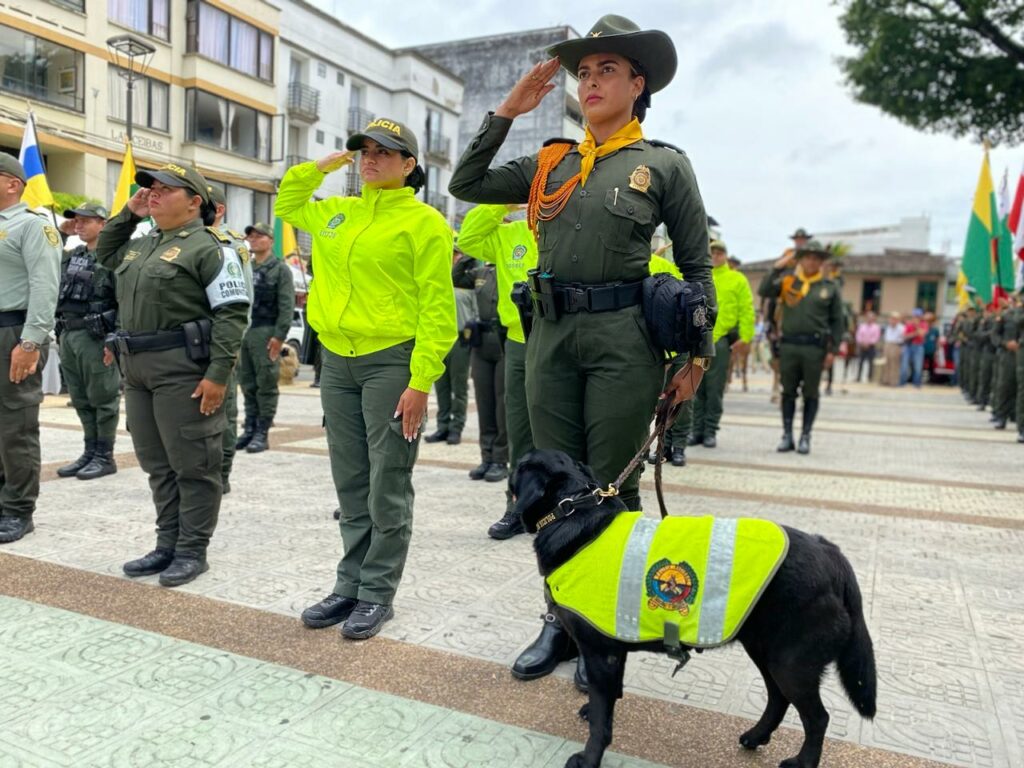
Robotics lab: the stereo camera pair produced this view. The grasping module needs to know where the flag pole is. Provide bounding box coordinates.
[25,106,60,231]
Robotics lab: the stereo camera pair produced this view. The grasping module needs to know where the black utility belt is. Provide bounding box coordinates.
[108,319,212,362]
[0,309,27,328]
[528,270,643,319]
[58,316,90,332]
[781,334,826,347]
[250,318,278,328]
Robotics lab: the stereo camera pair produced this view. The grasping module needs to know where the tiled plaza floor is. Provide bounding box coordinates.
[1,365,1020,767]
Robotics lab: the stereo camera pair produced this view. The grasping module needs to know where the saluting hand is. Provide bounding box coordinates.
[394,388,428,442]
[192,378,227,416]
[496,58,561,119]
[316,151,356,174]
[126,188,151,218]
[663,361,706,405]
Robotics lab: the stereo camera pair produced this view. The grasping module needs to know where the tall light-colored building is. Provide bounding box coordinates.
[815,216,931,255]
[0,0,282,230]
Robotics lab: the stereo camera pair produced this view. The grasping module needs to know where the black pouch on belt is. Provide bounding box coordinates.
[641,274,714,356]
[527,269,559,321]
[182,318,212,362]
[510,281,534,340]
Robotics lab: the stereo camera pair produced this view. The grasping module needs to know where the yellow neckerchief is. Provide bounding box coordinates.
[578,118,644,186]
[781,264,824,307]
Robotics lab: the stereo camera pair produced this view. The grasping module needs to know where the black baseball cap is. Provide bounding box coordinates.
[63,202,110,219]
[346,118,419,159]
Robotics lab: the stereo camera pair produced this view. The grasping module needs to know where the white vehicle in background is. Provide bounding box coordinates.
[286,307,305,356]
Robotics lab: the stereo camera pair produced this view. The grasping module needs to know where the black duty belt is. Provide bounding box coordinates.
[110,328,188,355]
[781,333,825,347]
[58,316,90,332]
[0,309,27,328]
[550,280,644,315]
[250,318,278,328]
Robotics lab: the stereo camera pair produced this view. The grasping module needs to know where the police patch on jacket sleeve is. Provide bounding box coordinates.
[206,246,251,308]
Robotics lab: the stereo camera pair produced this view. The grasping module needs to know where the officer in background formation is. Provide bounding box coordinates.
[467,259,509,483]
[235,222,294,455]
[456,203,537,538]
[764,239,844,454]
[973,306,997,410]
[54,203,121,481]
[957,299,980,401]
[0,155,61,544]
[990,295,1019,431]
[760,227,811,404]
[96,164,249,586]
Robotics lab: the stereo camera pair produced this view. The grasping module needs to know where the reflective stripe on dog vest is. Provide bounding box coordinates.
[546,513,789,648]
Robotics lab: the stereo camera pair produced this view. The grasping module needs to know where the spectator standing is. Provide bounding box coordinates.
[901,309,927,387]
[881,312,904,386]
[855,312,881,383]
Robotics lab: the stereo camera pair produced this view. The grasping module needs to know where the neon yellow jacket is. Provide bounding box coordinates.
[711,263,755,344]
[275,162,457,392]
[455,204,537,344]
[547,512,788,647]
[649,253,682,278]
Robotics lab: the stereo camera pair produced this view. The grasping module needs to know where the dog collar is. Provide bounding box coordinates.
[534,485,603,531]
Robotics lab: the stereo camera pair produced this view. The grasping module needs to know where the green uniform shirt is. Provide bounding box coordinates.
[449,114,716,356]
[767,267,845,347]
[711,262,755,344]
[1001,306,1022,348]
[456,204,537,343]
[977,315,995,348]
[95,208,250,385]
[57,245,117,317]
[249,255,295,340]
[0,202,61,345]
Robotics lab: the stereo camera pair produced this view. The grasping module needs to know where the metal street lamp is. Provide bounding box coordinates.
[106,34,156,143]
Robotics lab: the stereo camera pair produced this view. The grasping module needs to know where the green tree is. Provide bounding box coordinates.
[837,1,1024,145]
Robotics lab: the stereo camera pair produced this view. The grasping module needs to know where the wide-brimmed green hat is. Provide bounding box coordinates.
[795,239,831,259]
[790,227,812,239]
[548,15,677,94]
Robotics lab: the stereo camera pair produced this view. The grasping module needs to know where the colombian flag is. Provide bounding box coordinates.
[958,150,999,307]
[18,111,54,210]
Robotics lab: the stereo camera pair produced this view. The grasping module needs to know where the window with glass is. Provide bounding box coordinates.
[0,25,84,111]
[185,88,272,162]
[49,0,85,11]
[186,0,273,82]
[916,280,938,312]
[108,66,169,132]
[109,0,170,41]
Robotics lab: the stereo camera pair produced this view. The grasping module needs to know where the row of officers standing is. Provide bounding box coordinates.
[953,290,1024,442]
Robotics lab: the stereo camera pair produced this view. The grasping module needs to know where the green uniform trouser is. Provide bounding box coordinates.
[238,325,281,422]
[960,346,972,394]
[526,306,662,508]
[471,330,507,464]
[975,347,994,406]
[0,326,47,520]
[322,343,421,605]
[434,342,470,434]
[993,349,1017,421]
[504,339,533,472]
[1016,346,1024,428]
[780,342,827,402]
[222,369,238,481]
[122,347,225,557]
[59,328,121,441]
[692,337,731,438]
[665,357,693,447]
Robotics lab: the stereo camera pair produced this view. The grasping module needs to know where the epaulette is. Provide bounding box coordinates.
[226,229,247,241]
[206,226,231,243]
[542,137,576,147]
[648,139,686,155]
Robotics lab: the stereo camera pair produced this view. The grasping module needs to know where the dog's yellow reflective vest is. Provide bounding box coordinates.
[546,513,789,648]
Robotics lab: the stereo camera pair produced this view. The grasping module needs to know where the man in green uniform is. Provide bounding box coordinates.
[235,222,294,454]
[0,155,61,543]
[55,203,121,481]
[689,240,754,448]
[765,240,844,454]
[955,308,975,401]
[96,164,249,586]
[992,296,1020,430]
[759,228,811,405]
[974,309,997,410]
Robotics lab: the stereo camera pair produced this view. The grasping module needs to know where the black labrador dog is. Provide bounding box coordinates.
[512,449,877,768]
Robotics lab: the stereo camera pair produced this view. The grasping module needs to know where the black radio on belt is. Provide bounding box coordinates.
[527,269,558,320]
[510,282,534,340]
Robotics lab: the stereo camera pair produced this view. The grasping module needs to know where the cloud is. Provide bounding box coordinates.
[694,21,822,83]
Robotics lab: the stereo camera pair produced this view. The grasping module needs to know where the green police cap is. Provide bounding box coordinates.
[245,222,274,238]
[0,153,26,183]
[346,118,419,160]
[207,184,226,208]
[709,239,727,253]
[136,163,210,204]
[795,239,831,259]
[63,202,109,220]
[548,15,678,94]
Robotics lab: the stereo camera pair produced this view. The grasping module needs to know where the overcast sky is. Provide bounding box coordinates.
[314,0,1021,262]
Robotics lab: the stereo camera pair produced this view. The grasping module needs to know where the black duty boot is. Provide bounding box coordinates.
[235,416,256,450]
[488,492,525,540]
[222,476,231,495]
[332,507,341,520]
[76,440,117,480]
[798,399,819,455]
[469,462,491,480]
[446,431,462,445]
[57,439,96,478]
[670,446,686,467]
[245,419,271,453]
[702,434,717,449]
[777,397,796,452]
[574,655,589,693]
[993,417,1007,430]
[1018,430,1024,443]
[301,593,358,628]
[511,613,577,681]
[484,463,508,482]
[424,429,449,444]
[123,548,175,577]
[0,515,34,544]
[340,601,394,640]
[159,554,209,587]
[686,433,704,447]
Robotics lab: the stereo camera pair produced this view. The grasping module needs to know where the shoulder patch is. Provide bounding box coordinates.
[226,229,247,241]
[206,226,231,243]
[177,230,192,238]
[43,225,60,247]
[648,139,686,155]
[237,245,250,264]
[542,137,577,148]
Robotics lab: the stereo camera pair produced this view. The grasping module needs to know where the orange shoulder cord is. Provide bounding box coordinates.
[527,142,579,239]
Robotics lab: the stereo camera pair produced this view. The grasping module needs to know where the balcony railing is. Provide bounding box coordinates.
[287,82,320,123]
[424,132,451,163]
[285,154,311,168]
[427,192,448,216]
[347,107,375,133]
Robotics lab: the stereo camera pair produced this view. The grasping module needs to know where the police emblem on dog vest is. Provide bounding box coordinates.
[546,513,789,647]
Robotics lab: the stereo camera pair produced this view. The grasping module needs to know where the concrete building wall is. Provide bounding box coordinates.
[816,216,931,255]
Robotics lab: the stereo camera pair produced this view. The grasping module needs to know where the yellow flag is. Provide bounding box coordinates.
[111,140,137,215]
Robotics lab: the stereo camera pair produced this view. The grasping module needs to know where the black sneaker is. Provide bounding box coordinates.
[158,554,209,587]
[424,429,449,444]
[469,462,490,480]
[123,547,175,577]
[301,593,358,628]
[340,601,393,640]
[488,509,525,540]
[0,515,33,544]
[484,463,508,482]
[446,431,462,445]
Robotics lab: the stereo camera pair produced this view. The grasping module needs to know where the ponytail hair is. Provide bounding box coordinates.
[200,200,217,226]
[405,163,426,193]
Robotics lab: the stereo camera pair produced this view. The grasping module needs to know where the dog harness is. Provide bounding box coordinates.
[546,512,789,648]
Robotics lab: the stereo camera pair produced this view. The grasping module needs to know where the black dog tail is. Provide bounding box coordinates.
[836,558,877,719]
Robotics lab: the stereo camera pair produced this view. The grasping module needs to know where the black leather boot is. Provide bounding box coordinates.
[488,491,525,540]
[647,444,671,465]
[469,462,490,480]
[798,399,819,455]
[446,431,462,445]
[0,515,33,544]
[235,416,256,450]
[57,439,95,478]
[159,554,209,587]
[484,463,508,482]
[686,433,703,446]
[777,397,796,452]
[424,429,449,443]
[245,418,271,453]
[670,445,686,466]
[511,613,577,681]
[123,548,175,577]
[77,439,117,480]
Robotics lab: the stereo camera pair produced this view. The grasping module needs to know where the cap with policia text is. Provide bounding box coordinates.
[135,163,210,204]
[63,202,110,219]
[346,118,419,159]
[245,222,274,237]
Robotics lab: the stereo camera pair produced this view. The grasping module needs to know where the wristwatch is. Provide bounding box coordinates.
[691,356,710,371]
[18,340,39,353]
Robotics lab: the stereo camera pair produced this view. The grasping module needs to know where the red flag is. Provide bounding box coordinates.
[1011,162,1024,261]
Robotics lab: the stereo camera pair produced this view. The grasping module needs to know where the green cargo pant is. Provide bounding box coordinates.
[59,328,121,441]
[692,337,731,438]
[222,369,238,481]
[665,357,693,447]
[504,339,533,473]
[1016,346,1024,428]
[780,342,826,401]
[121,347,225,557]
[322,343,421,605]
[976,347,994,406]
[239,325,281,422]
[525,306,663,508]
[993,349,1017,421]
[471,330,507,464]
[434,341,470,434]
[960,346,973,395]
[0,326,47,520]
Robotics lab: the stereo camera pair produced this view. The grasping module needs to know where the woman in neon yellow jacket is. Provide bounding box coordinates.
[275,118,456,640]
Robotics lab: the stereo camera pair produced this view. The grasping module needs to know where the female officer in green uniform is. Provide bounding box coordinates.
[450,15,716,682]
[276,119,456,640]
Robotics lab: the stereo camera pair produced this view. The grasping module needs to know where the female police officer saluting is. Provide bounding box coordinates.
[96,164,249,587]
[449,15,716,683]
[276,118,456,640]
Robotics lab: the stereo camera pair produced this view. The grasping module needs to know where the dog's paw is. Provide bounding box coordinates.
[577,703,590,722]
[739,728,771,749]
[564,753,591,768]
